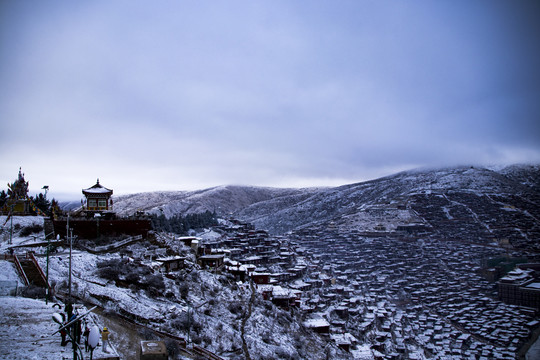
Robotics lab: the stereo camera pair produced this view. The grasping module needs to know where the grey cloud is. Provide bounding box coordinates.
[1,0,539,197]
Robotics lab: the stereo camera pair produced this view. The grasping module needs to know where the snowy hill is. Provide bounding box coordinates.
[113,185,319,219]
[2,164,540,360]
[114,165,540,242]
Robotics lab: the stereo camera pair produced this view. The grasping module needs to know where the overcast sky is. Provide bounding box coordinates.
[1,0,539,200]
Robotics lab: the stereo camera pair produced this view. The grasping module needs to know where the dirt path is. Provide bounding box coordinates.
[91,307,193,360]
[91,307,145,359]
[240,281,255,360]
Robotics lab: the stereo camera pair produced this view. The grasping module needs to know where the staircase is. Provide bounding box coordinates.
[13,253,49,288]
[19,259,47,287]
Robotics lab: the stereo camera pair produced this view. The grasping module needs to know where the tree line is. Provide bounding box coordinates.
[150,210,218,235]
[0,189,58,216]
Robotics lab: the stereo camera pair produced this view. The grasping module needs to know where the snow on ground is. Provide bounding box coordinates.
[0,216,44,230]
[340,207,421,232]
[41,251,180,324]
[0,260,23,284]
[0,296,118,360]
[349,343,374,360]
[0,296,71,360]
[198,229,222,241]
[0,216,46,251]
[0,219,357,359]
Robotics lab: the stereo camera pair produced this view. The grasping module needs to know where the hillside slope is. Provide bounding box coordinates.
[114,165,540,245]
[114,185,319,218]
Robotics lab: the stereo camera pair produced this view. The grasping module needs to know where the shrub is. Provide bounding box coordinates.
[170,316,190,331]
[228,301,243,315]
[20,224,43,237]
[125,271,140,284]
[275,347,292,359]
[143,274,166,297]
[21,285,46,299]
[179,283,189,299]
[165,339,180,358]
[143,274,165,297]
[202,334,212,346]
[192,318,202,333]
[190,271,199,282]
[262,331,273,344]
[97,263,121,281]
[191,334,201,344]
[138,327,159,340]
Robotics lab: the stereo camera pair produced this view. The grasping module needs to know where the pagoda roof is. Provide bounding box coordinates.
[82,179,113,195]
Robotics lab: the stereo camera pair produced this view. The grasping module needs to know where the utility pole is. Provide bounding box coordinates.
[43,184,51,305]
[66,213,78,360]
[46,234,50,304]
[67,214,72,303]
[9,203,13,245]
[69,229,73,305]
[65,214,73,335]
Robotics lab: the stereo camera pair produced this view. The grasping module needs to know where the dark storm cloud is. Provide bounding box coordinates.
[0,0,539,197]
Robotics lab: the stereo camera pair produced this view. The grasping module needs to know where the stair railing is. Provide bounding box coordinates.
[28,251,50,290]
[13,254,29,286]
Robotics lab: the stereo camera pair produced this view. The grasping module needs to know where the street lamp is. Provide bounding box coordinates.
[42,185,49,198]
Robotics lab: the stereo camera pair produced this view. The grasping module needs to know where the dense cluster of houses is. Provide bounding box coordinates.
[177,217,540,359]
[288,224,540,359]
[407,191,540,252]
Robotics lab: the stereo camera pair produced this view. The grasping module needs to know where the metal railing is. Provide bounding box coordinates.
[13,254,29,286]
[28,251,50,290]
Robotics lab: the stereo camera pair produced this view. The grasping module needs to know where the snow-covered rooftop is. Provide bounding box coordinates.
[304,317,330,328]
[82,179,113,195]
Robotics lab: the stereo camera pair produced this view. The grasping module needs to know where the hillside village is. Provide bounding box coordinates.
[1,165,540,359]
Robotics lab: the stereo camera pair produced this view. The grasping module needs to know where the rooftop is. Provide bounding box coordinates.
[82,179,113,195]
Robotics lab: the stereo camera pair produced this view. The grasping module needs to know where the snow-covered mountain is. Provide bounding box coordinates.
[114,165,540,240]
[3,163,540,360]
[114,185,319,219]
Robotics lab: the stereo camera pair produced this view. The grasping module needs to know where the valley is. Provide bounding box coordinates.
[2,164,540,359]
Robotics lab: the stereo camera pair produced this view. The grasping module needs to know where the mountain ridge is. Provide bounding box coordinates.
[112,164,540,239]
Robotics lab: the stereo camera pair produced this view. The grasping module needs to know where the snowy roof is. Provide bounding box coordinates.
[257,285,274,292]
[304,318,330,328]
[226,264,249,272]
[331,333,357,345]
[155,256,185,262]
[525,282,540,290]
[177,236,200,241]
[82,179,113,195]
[272,285,290,298]
[199,254,224,260]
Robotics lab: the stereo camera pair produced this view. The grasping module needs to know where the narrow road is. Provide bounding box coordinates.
[91,307,148,359]
[240,281,255,360]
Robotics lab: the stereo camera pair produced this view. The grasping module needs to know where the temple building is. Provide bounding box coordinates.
[2,168,31,215]
[52,179,152,239]
[82,179,113,213]
[498,264,540,309]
